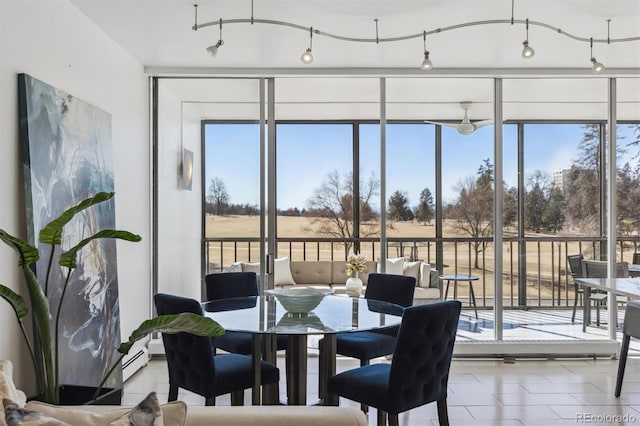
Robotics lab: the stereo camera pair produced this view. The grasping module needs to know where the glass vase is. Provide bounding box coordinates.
[346,272,363,297]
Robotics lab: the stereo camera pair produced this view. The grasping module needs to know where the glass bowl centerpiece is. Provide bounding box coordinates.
[265,287,333,314]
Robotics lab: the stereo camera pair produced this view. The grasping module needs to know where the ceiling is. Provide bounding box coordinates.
[71,0,640,120]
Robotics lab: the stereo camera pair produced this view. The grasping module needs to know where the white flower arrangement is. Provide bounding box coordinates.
[346,252,368,275]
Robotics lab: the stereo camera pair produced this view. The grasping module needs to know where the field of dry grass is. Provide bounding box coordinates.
[205,215,606,304]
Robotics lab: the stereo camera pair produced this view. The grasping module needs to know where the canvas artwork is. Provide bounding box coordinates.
[17,74,122,388]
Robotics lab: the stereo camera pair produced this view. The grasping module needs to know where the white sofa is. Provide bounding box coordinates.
[0,359,367,426]
[239,257,442,304]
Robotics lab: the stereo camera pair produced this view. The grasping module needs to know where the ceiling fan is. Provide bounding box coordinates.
[424,101,492,135]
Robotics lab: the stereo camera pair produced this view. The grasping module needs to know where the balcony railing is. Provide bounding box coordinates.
[204,235,640,309]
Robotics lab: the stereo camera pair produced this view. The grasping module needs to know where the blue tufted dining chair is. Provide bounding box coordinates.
[319,273,415,412]
[327,300,461,426]
[154,293,280,406]
[205,272,287,355]
[330,273,416,367]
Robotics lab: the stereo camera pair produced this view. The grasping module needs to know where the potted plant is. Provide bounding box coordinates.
[0,192,224,404]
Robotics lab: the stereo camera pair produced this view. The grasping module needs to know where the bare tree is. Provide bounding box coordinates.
[449,159,493,269]
[207,177,230,215]
[305,170,379,250]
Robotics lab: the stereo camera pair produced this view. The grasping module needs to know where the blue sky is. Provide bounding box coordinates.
[205,123,637,210]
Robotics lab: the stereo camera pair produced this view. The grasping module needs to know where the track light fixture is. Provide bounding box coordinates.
[521,19,535,58]
[420,31,433,70]
[206,19,224,57]
[590,37,605,73]
[301,27,313,64]
[192,5,638,69]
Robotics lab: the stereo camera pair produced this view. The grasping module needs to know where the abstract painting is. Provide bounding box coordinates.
[17,74,122,389]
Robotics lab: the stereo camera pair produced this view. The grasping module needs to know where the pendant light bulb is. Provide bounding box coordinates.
[591,57,605,72]
[521,41,535,58]
[301,48,313,64]
[589,37,604,73]
[420,51,433,70]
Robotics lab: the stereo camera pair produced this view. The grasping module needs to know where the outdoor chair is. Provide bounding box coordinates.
[205,272,287,355]
[581,260,629,331]
[615,300,640,397]
[633,253,640,265]
[567,254,584,323]
[327,300,462,426]
[319,273,415,412]
[154,293,280,406]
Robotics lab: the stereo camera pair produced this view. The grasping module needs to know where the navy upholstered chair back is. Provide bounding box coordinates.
[154,293,217,397]
[365,273,416,307]
[205,272,259,300]
[387,300,461,413]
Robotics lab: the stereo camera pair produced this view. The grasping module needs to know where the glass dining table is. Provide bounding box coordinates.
[202,294,404,406]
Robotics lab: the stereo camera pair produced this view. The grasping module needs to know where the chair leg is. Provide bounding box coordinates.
[168,383,178,402]
[571,291,579,323]
[596,300,601,326]
[230,390,244,406]
[388,413,399,426]
[263,382,280,405]
[360,359,370,413]
[437,398,449,426]
[615,335,631,397]
[377,409,388,426]
[205,397,216,406]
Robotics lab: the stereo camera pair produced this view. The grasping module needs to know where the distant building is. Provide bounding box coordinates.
[552,169,569,193]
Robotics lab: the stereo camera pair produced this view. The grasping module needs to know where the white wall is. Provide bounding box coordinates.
[0,0,149,393]
[156,84,202,300]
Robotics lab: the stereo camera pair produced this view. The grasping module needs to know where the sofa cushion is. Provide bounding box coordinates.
[413,286,441,303]
[291,261,332,285]
[274,257,296,286]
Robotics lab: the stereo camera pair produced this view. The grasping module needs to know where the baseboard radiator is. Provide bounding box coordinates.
[122,347,150,382]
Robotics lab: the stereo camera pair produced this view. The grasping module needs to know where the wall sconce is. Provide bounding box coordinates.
[181,148,194,190]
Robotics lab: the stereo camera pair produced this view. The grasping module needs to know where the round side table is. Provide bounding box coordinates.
[440,274,479,319]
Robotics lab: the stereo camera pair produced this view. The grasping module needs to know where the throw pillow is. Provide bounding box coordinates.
[403,261,421,282]
[0,360,27,425]
[377,257,405,275]
[222,262,243,273]
[241,262,261,274]
[274,257,296,286]
[419,262,432,287]
[108,392,162,426]
[24,398,187,426]
[4,398,70,426]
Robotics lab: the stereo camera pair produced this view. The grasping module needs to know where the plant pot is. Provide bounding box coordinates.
[31,385,122,406]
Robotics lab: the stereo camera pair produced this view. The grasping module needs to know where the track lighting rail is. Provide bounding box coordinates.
[192,17,639,45]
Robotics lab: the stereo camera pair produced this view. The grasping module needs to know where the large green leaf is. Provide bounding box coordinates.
[0,229,39,266]
[39,192,115,245]
[59,230,142,268]
[118,313,225,354]
[0,284,28,320]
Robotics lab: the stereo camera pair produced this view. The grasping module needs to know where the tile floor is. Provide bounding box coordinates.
[124,352,640,426]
